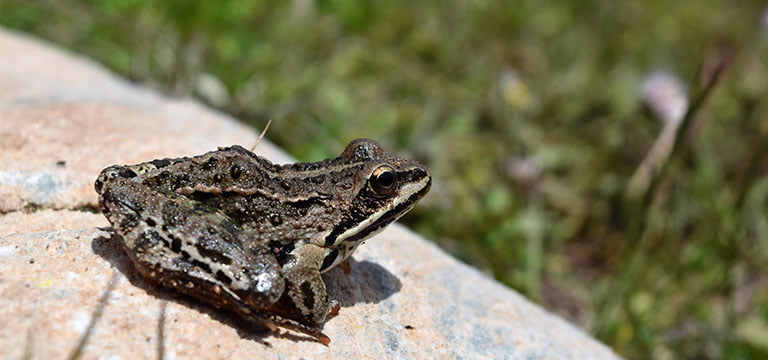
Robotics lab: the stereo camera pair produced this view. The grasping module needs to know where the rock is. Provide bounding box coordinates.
[0,28,621,359]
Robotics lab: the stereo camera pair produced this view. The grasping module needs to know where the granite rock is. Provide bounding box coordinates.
[0,28,621,359]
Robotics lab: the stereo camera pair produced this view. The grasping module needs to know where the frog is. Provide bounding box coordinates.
[94,138,431,344]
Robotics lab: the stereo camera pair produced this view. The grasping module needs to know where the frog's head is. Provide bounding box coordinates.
[318,138,431,272]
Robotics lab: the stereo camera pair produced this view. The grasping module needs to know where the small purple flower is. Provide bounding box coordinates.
[641,71,689,124]
[505,156,540,188]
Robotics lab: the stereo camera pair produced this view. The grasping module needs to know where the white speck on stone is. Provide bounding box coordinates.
[64,271,80,282]
[92,271,108,284]
[0,245,16,256]
[69,311,91,334]
[138,302,157,318]
[70,310,91,334]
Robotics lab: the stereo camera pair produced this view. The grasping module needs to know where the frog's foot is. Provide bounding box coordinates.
[328,300,341,317]
[266,314,330,345]
[341,260,351,274]
[282,244,334,324]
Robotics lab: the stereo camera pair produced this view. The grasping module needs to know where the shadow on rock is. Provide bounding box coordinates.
[323,258,402,308]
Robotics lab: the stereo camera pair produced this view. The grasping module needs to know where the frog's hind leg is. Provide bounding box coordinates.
[260,313,331,345]
[98,178,287,331]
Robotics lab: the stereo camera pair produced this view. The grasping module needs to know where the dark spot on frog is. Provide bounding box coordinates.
[116,167,138,179]
[292,162,319,172]
[195,243,233,265]
[300,281,315,311]
[56,160,66,167]
[405,325,414,330]
[269,214,282,226]
[269,241,293,264]
[189,191,219,207]
[172,173,191,189]
[118,213,140,232]
[277,178,290,190]
[202,157,219,170]
[290,198,322,210]
[139,230,166,250]
[190,258,213,274]
[150,158,171,169]
[148,229,165,242]
[144,170,175,191]
[215,270,233,285]
[319,250,338,272]
[170,236,182,252]
[94,179,104,193]
[213,173,224,183]
[230,164,244,179]
[146,218,156,227]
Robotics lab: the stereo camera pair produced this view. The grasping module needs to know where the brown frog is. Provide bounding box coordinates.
[94,139,431,344]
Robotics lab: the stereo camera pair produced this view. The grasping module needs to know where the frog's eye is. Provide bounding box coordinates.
[369,165,397,196]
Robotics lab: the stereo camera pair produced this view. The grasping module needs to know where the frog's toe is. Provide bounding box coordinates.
[328,301,340,317]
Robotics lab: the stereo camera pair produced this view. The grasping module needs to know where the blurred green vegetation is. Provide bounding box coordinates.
[2,0,768,358]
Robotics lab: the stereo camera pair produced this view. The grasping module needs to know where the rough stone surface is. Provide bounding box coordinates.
[0,28,621,359]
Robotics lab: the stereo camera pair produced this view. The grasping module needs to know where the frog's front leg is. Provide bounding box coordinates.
[282,244,337,324]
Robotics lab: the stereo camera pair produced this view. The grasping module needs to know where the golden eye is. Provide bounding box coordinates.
[369,165,397,196]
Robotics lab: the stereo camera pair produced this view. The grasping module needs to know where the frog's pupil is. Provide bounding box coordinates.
[377,171,395,188]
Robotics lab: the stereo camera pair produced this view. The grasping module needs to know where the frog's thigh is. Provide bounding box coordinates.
[282,244,331,324]
[100,179,283,312]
